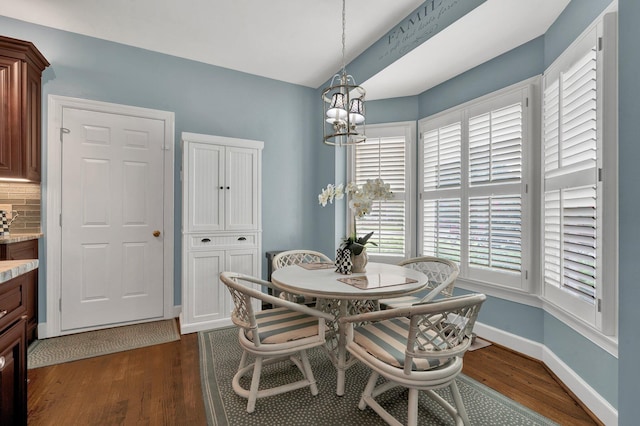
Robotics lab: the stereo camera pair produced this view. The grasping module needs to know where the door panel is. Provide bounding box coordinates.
[60,107,165,331]
[225,147,259,230]
[186,142,224,232]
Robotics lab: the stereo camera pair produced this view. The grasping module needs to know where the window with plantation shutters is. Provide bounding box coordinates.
[543,36,598,300]
[543,28,601,307]
[542,13,617,335]
[350,122,414,259]
[419,84,530,290]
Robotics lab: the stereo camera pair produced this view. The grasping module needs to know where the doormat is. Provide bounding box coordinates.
[27,319,180,369]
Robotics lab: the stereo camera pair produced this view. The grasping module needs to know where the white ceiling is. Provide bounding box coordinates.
[0,0,569,100]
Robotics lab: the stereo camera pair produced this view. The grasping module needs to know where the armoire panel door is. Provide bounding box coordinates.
[226,248,260,313]
[186,142,225,232]
[225,146,259,230]
[186,250,226,324]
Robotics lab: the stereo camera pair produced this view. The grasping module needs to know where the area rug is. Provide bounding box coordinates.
[199,327,558,426]
[28,319,180,369]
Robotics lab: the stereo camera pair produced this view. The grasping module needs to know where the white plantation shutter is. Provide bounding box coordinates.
[467,100,524,277]
[358,200,405,254]
[420,85,529,289]
[469,103,522,185]
[560,48,597,173]
[541,13,618,335]
[543,79,560,173]
[563,186,597,299]
[543,36,599,303]
[422,198,461,263]
[421,118,462,264]
[423,123,462,189]
[469,195,522,272]
[353,129,409,257]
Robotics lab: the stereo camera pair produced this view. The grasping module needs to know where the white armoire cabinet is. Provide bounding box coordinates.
[180,132,263,334]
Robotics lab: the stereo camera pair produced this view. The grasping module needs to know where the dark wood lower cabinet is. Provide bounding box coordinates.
[0,316,27,425]
[1,239,38,343]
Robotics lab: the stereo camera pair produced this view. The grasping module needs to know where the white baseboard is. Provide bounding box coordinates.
[172,305,182,319]
[37,322,49,339]
[542,346,618,426]
[178,313,233,334]
[474,321,618,425]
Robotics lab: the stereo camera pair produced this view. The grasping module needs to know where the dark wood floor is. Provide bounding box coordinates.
[27,333,600,425]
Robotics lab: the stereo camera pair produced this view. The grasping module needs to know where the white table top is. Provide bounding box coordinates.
[271,262,428,300]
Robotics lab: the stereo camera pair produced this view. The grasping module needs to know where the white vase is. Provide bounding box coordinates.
[351,248,368,273]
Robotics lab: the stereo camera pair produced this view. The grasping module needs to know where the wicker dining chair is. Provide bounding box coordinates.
[339,293,486,426]
[272,249,333,304]
[219,271,333,413]
[379,256,459,309]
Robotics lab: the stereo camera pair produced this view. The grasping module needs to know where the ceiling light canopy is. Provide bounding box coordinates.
[322,0,366,146]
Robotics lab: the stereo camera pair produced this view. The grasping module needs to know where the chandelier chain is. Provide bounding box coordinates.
[341,0,346,76]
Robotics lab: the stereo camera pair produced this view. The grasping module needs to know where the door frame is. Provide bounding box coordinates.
[43,95,175,338]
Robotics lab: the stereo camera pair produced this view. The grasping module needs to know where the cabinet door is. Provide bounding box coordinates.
[0,317,27,425]
[185,142,225,232]
[184,250,226,325]
[0,56,21,178]
[24,63,42,182]
[2,240,38,343]
[226,248,260,313]
[225,147,259,230]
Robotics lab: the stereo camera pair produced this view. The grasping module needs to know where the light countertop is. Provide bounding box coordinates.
[0,233,43,244]
[0,259,39,284]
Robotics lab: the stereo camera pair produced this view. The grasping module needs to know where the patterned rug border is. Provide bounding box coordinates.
[198,326,558,426]
[28,319,180,369]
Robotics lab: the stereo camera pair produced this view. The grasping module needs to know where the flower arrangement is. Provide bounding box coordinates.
[318,178,392,255]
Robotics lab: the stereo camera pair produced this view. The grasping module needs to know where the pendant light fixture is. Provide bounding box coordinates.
[322,0,366,146]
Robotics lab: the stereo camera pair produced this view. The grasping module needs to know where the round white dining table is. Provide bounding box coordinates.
[271,262,428,396]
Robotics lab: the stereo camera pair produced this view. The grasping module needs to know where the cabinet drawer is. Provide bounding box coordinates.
[0,274,26,332]
[189,234,257,249]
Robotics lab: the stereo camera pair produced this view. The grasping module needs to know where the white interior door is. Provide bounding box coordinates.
[60,107,165,331]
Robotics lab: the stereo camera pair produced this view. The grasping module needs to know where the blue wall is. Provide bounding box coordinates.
[617,0,640,423]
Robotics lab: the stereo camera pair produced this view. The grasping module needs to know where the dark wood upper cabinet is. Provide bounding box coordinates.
[0,35,49,182]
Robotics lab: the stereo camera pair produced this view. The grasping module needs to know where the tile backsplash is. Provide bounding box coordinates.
[0,183,42,234]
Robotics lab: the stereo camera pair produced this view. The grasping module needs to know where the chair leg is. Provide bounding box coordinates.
[359,371,379,410]
[298,350,319,395]
[450,380,470,426]
[246,356,263,413]
[237,350,249,376]
[407,388,419,426]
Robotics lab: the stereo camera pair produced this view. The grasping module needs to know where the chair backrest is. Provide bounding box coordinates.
[398,256,459,300]
[404,293,485,374]
[219,272,266,332]
[272,249,332,270]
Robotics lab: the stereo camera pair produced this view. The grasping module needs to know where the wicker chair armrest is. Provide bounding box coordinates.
[221,272,334,321]
[339,293,485,325]
[419,271,460,303]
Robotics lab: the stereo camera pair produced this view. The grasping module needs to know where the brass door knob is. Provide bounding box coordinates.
[153,230,161,237]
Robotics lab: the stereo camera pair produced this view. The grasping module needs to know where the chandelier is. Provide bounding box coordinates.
[322,0,366,146]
